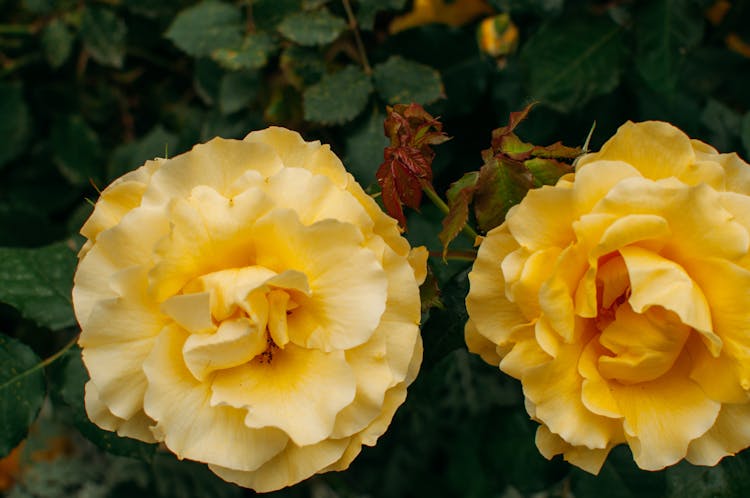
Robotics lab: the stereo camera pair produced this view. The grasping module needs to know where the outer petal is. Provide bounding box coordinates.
[577,121,695,181]
[466,225,528,346]
[610,355,721,470]
[143,326,289,472]
[687,403,750,465]
[210,438,349,493]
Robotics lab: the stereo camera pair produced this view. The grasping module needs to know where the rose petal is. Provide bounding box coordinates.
[143,326,288,471]
[610,355,721,470]
[210,344,356,446]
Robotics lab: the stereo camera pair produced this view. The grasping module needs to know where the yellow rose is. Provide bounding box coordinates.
[465,121,750,473]
[72,127,426,492]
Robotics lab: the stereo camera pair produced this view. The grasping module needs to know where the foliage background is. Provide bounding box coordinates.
[1,0,750,496]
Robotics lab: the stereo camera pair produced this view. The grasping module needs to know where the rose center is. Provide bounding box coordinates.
[160,266,311,381]
[592,253,690,384]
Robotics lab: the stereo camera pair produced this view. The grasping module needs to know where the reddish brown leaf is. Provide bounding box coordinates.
[377,103,450,228]
[376,162,407,226]
[530,141,582,159]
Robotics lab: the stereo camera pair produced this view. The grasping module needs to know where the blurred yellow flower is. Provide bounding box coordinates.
[477,14,519,58]
[466,121,750,472]
[390,0,493,34]
[73,128,426,492]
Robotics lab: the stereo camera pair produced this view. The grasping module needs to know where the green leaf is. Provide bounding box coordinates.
[303,65,373,124]
[0,82,31,169]
[357,0,407,30]
[634,0,704,94]
[41,19,74,68]
[525,157,573,187]
[51,115,103,186]
[701,98,742,152]
[373,56,444,105]
[150,453,243,498]
[109,125,178,180]
[22,0,55,14]
[420,268,471,368]
[218,70,260,114]
[280,45,326,88]
[742,111,750,159]
[344,107,388,185]
[439,172,479,257]
[0,242,77,330]
[0,334,46,457]
[252,0,302,30]
[474,155,534,232]
[80,6,127,68]
[211,32,277,71]
[277,8,346,46]
[165,1,243,57]
[521,17,624,112]
[49,347,158,460]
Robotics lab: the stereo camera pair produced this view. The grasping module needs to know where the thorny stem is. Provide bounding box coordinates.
[341,0,372,75]
[422,184,480,242]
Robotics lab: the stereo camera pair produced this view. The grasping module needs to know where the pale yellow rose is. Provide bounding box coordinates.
[465,121,750,473]
[72,127,426,492]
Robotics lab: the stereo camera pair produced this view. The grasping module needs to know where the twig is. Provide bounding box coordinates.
[341,0,372,75]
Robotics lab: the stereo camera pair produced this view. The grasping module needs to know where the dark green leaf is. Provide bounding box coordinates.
[49,346,158,460]
[150,452,242,498]
[211,32,276,71]
[280,45,326,88]
[344,106,388,185]
[252,0,302,30]
[193,58,223,105]
[51,115,103,186]
[0,334,45,457]
[521,17,624,112]
[80,6,127,68]
[701,98,742,152]
[373,56,444,105]
[420,268,470,368]
[165,1,243,57]
[634,0,704,94]
[277,9,346,46]
[218,70,260,114]
[357,0,407,30]
[21,0,55,14]
[0,82,31,169]
[303,65,373,124]
[41,19,74,68]
[0,242,77,330]
[572,446,667,498]
[742,111,750,159]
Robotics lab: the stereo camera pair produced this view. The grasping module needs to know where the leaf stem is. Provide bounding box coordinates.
[422,185,480,242]
[341,0,372,75]
[0,334,78,392]
[0,24,35,35]
[428,250,477,261]
[40,334,79,369]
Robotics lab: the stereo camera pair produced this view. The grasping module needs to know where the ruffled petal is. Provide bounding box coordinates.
[143,326,288,471]
[210,344,356,446]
